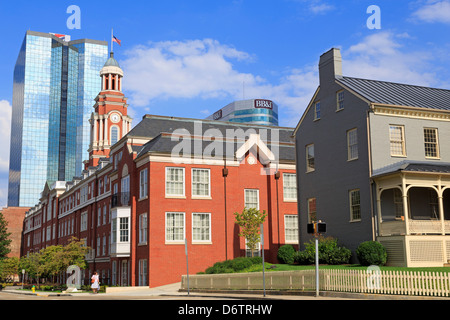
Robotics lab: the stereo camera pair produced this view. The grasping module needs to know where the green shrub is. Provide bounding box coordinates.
[325,247,352,265]
[294,250,314,265]
[230,257,253,271]
[202,256,263,274]
[248,256,262,265]
[295,237,351,265]
[356,241,387,266]
[277,245,296,264]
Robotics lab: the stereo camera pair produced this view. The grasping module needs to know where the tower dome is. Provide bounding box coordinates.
[100,52,123,91]
[103,52,121,68]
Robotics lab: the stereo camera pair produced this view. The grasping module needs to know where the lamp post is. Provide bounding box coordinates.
[185,238,189,296]
[260,223,266,298]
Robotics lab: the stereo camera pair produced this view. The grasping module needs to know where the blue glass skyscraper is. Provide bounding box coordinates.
[8,31,108,207]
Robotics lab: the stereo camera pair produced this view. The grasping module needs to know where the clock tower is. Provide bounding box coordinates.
[87,51,132,168]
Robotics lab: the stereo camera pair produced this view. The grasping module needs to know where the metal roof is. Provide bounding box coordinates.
[337,76,450,111]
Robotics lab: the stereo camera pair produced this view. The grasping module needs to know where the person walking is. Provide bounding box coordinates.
[91,271,100,294]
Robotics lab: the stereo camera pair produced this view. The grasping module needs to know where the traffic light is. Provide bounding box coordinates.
[307,221,326,235]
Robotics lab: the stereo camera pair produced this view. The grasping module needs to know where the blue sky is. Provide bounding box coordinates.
[0,0,450,207]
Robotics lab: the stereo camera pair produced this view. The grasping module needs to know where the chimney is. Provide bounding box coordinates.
[319,48,343,87]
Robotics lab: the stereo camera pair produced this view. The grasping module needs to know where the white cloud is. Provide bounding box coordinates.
[343,32,438,87]
[122,39,260,107]
[0,100,11,173]
[412,0,450,24]
[120,32,446,128]
[309,2,334,14]
[121,38,319,127]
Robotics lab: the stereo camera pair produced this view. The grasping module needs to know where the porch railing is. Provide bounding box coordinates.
[380,219,450,235]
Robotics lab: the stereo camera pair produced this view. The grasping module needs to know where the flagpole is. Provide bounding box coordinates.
[111,28,114,54]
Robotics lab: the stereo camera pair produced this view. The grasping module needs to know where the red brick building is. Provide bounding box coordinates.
[1,207,30,258]
[21,53,298,288]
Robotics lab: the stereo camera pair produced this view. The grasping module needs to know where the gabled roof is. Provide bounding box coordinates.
[336,76,450,111]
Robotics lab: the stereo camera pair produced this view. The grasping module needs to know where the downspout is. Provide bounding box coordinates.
[367,105,376,241]
[223,158,228,261]
[275,171,281,249]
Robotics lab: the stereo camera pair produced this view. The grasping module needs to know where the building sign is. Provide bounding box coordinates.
[213,110,223,120]
[254,99,273,109]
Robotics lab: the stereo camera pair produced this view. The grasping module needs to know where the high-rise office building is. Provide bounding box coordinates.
[8,31,108,207]
[206,99,279,126]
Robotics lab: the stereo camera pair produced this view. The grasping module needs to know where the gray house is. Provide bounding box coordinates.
[294,48,450,267]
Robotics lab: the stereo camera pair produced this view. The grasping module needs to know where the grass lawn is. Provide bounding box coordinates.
[243,263,450,273]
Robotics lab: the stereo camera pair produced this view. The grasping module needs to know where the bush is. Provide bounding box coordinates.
[277,245,296,264]
[294,250,314,265]
[203,257,262,274]
[325,247,352,265]
[229,257,253,271]
[295,237,351,265]
[356,241,387,266]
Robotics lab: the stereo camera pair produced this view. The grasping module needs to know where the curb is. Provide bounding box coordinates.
[2,288,72,297]
[178,289,450,300]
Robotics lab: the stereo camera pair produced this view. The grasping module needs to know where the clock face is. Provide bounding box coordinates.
[111,113,120,123]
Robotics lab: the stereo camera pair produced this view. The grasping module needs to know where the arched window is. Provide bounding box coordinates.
[111,126,119,145]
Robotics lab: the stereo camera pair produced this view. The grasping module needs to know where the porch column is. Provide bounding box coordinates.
[376,187,382,236]
[402,174,410,235]
[438,182,445,235]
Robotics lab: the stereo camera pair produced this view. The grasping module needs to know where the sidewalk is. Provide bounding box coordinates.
[3,283,449,300]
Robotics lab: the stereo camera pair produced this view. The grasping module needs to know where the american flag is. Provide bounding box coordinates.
[113,35,121,46]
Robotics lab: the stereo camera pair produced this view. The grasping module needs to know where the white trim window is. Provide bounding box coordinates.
[314,101,321,120]
[283,173,297,201]
[308,198,317,223]
[110,125,119,145]
[306,144,315,172]
[337,90,345,111]
[112,261,117,286]
[424,128,439,158]
[80,212,88,231]
[165,212,185,242]
[102,235,107,256]
[389,125,406,157]
[119,217,129,242]
[139,168,148,199]
[166,167,185,197]
[192,168,210,198]
[349,189,361,222]
[46,226,51,242]
[138,259,148,286]
[139,213,148,244]
[192,213,211,242]
[347,128,358,161]
[244,189,259,209]
[284,215,298,244]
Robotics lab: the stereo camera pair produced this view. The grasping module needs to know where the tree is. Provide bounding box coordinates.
[0,211,12,259]
[19,252,42,287]
[234,207,267,257]
[0,257,19,282]
[19,237,90,287]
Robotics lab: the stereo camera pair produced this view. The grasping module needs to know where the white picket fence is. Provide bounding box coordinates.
[323,269,450,297]
[182,269,450,297]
